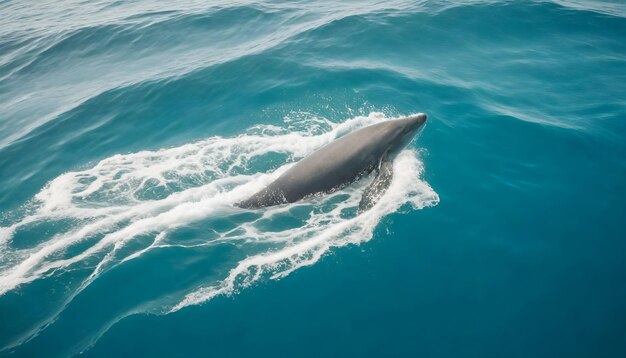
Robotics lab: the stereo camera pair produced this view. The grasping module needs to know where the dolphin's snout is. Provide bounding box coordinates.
[413,113,427,125]
[406,113,427,130]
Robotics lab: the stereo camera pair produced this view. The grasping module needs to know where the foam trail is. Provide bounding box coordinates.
[172,148,437,311]
[0,113,439,316]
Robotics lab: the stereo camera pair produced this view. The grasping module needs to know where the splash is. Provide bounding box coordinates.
[0,113,438,314]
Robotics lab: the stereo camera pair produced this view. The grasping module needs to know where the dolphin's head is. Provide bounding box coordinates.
[388,113,427,154]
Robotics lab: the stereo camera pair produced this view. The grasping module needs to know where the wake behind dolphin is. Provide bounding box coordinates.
[0,113,438,351]
[238,114,427,211]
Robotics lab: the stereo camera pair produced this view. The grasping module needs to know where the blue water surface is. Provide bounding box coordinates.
[1,0,626,357]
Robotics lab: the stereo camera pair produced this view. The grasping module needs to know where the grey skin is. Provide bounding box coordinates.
[237,113,427,212]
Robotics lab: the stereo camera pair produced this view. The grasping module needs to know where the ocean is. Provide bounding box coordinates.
[1,0,625,356]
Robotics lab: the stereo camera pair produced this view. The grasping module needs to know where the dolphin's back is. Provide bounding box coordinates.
[237,121,400,209]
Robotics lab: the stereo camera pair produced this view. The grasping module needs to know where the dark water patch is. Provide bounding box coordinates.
[7,242,245,357]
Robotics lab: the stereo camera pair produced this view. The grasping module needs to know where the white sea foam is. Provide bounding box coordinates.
[0,113,439,314]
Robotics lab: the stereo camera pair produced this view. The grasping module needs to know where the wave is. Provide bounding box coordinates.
[0,0,423,149]
[2,0,623,151]
[0,113,438,350]
[551,0,626,17]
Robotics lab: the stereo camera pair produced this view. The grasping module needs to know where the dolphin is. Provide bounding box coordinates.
[237,113,427,212]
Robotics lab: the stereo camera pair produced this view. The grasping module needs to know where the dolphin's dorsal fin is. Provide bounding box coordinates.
[358,153,393,213]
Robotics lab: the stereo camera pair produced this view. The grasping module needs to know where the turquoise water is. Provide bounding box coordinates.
[1,0,626,356]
